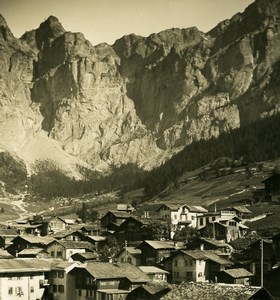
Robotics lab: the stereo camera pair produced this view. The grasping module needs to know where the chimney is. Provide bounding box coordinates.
[200,243,204,250]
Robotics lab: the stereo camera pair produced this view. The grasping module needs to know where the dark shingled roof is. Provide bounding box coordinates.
[82,262,150,282]
[221,268,254,278]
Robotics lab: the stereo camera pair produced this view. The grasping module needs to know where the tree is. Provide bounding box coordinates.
[173,226,200,242]
[145,220,170,240]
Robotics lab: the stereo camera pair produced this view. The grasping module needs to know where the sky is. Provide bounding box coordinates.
[0,0,254,46]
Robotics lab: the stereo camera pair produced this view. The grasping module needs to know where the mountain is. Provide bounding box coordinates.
[0,0,280,175]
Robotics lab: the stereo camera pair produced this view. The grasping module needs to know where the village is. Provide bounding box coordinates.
[0,173,279,300]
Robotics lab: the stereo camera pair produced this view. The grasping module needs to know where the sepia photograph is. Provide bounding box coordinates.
[0,0,279,299]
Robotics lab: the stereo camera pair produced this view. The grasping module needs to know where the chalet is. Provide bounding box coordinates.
[113,216,148,242]
[217,268,253,285]
[137,240,178,266]
[46,240,95,261]
[80,224,102,236]
[69,262,150,300]
[6,235,55,256]
[199,214,248,242]
[114,246,142,265]
[226,206,252,220]
[138,266,169,282]
[262,173,280,202]
[85,235,106,250]
[126,282,171,300]
[13,224,43,235]
[100,211,131,231]
[0,259,51,300]
[157,204,208,238]
[52,229,85,241]
[162,249,233,283]
[186,237,233,255]
[197,212,220,230]
[48,261,78,300]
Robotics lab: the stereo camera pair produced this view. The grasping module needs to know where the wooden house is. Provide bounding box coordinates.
[217,268,253,285]
[69,262,149,300]
[137,240,177,266]
[114,246,142,266]
[100,211,131,230]
[126,282,171,300]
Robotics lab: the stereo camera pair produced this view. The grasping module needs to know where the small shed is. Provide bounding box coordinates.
[218,268,253,285]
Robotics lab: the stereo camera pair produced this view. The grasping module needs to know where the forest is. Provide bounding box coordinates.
[29,114,280,198]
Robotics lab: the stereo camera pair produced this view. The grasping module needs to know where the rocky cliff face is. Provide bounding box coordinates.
[0,0,280,174]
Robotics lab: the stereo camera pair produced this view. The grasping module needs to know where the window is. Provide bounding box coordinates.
[30,275,33,280]
[51,251,55,257]
[191,216,195,220]
[78,290,82,296]
[58,285,64,293]
[185,260,188,266]
[30,286,34,293]
[186,272,192,281]
[17,277,21,280]
[174,215,177,220]
[53,285,57,293]
[8,287,13,295]
[52,271,57,278]
[127,257,132,264]
[58,271,64,278]
[57,251,63,258]
[173,271,179,278]
[199,218,203,226]
[174,260,178,267]
[77,276,82,284]
[189,260,193,266]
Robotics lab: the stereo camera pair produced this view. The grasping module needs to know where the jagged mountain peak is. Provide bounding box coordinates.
[0,14,15,42]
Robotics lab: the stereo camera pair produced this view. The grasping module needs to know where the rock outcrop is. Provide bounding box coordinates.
[0,0,280,174]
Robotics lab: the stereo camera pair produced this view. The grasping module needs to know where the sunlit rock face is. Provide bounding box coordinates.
[1,0,280,173]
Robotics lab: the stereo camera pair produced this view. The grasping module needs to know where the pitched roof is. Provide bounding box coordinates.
[54,240,94,250]
[141,240,176,250]
[176,250,233,266]
[0,248,14,259]
[83,262,150,282]
[136,282,171,295]
[221,268,253,278]
[139,266,169,274]
[86,235,106,242]
[71,252,99,260]
[199,237,230,248]
[0,259,53,273]
[231,206,252,214]
[0,228,18,236]
[18,248,47,256]
[16,235,55,245]
[104,211,131,219]
[186,205,208,213]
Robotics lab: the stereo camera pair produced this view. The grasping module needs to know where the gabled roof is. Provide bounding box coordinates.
[86,235,106,242]
[71,252,99,260]
[0,248,14,259]
[18,248,47,256]
[166,250,233,266]
[52,229,82,239]
[101,211,131,219]
[139,266,169,274]
[13,235,55,245]
[115,247,141,258]
[136,282,171,296]
[231,206,252,214]
[0,259,53,273]
[139,240,176,250]
[157,204,181,211]
[186,205,208,213]
[199,237,231,248]
[79,262,150,282]
[0,228,18,236]
[221,268,253,278]
[50,240,94,250]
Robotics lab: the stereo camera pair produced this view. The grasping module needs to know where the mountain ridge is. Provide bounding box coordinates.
[0,0,280,175]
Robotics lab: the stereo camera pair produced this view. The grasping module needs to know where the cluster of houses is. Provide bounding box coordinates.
[0,196,279,300]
